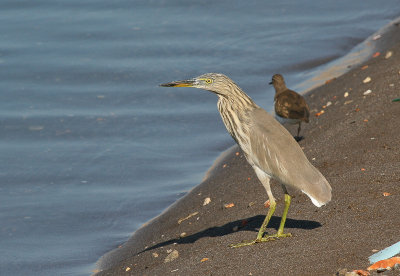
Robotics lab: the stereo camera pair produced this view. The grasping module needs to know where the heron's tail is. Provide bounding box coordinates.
[301,171,332,207]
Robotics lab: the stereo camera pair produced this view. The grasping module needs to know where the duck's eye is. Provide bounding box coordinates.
[205,79,213,84]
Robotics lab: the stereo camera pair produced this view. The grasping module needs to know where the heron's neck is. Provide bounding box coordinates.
[216,87,258,147]
[217,86,258,113]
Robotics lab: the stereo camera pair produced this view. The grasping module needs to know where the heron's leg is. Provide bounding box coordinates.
[265,185,292,238]
[229,170,277,248]
[256,187,276,240]
[275,193,292,237]
[258,188,292,240]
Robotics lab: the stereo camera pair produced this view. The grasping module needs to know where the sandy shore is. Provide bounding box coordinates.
[96,20,400,276]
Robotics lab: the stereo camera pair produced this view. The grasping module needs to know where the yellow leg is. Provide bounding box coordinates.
[269,193,292,238]
[229,194,292,248]
[256,200,276,240]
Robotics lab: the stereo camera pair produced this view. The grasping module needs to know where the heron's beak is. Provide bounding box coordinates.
[269,81,273,85]
[160,79,195,87]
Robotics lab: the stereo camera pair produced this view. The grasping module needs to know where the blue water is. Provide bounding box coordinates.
[0,1,399,275]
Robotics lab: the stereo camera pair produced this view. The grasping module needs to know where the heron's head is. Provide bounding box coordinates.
[160,73,237,96]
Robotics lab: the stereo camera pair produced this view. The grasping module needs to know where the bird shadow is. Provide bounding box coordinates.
[139,215,321,254]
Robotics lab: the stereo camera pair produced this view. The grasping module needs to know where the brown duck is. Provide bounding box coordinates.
[270,74,310,142]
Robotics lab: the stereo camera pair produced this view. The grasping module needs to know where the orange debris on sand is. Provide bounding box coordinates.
[353,270,370,276]
[367,257,400,271]
[361,65,369,70]
[264,200,270,208]
[200,258,209,262]
[372,52,380,58]
[224,203,235,208]
[383,192,391,197]
[325,78,336,84]
[361,168,366,171]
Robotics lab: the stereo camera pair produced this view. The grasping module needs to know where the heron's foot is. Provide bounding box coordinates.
[229,232,292,248]
[229,237,276,248]
[267,232,292,239]
[294,136,304,142]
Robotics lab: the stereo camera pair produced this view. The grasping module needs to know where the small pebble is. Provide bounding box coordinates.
[344,100,353,105]
[152,252,159,258]
[389,83,394,87]
[344,92,349,98]
[180,232,187,238]
[125,267,131,272]
[164,250,179,263]
[337,268,348,276]
[167,249,172,253]
[385,51,393,59]
[326,101,332,107]
[224,203,235,208]
[232,226,239,232]
[363,77,371,83]
[372,34,382,40]
[203,197,211,206]
[363,90,372,95]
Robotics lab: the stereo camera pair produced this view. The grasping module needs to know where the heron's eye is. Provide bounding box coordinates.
[205,79,213,84]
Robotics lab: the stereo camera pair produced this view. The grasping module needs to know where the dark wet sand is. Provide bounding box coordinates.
[96,21,400,276]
